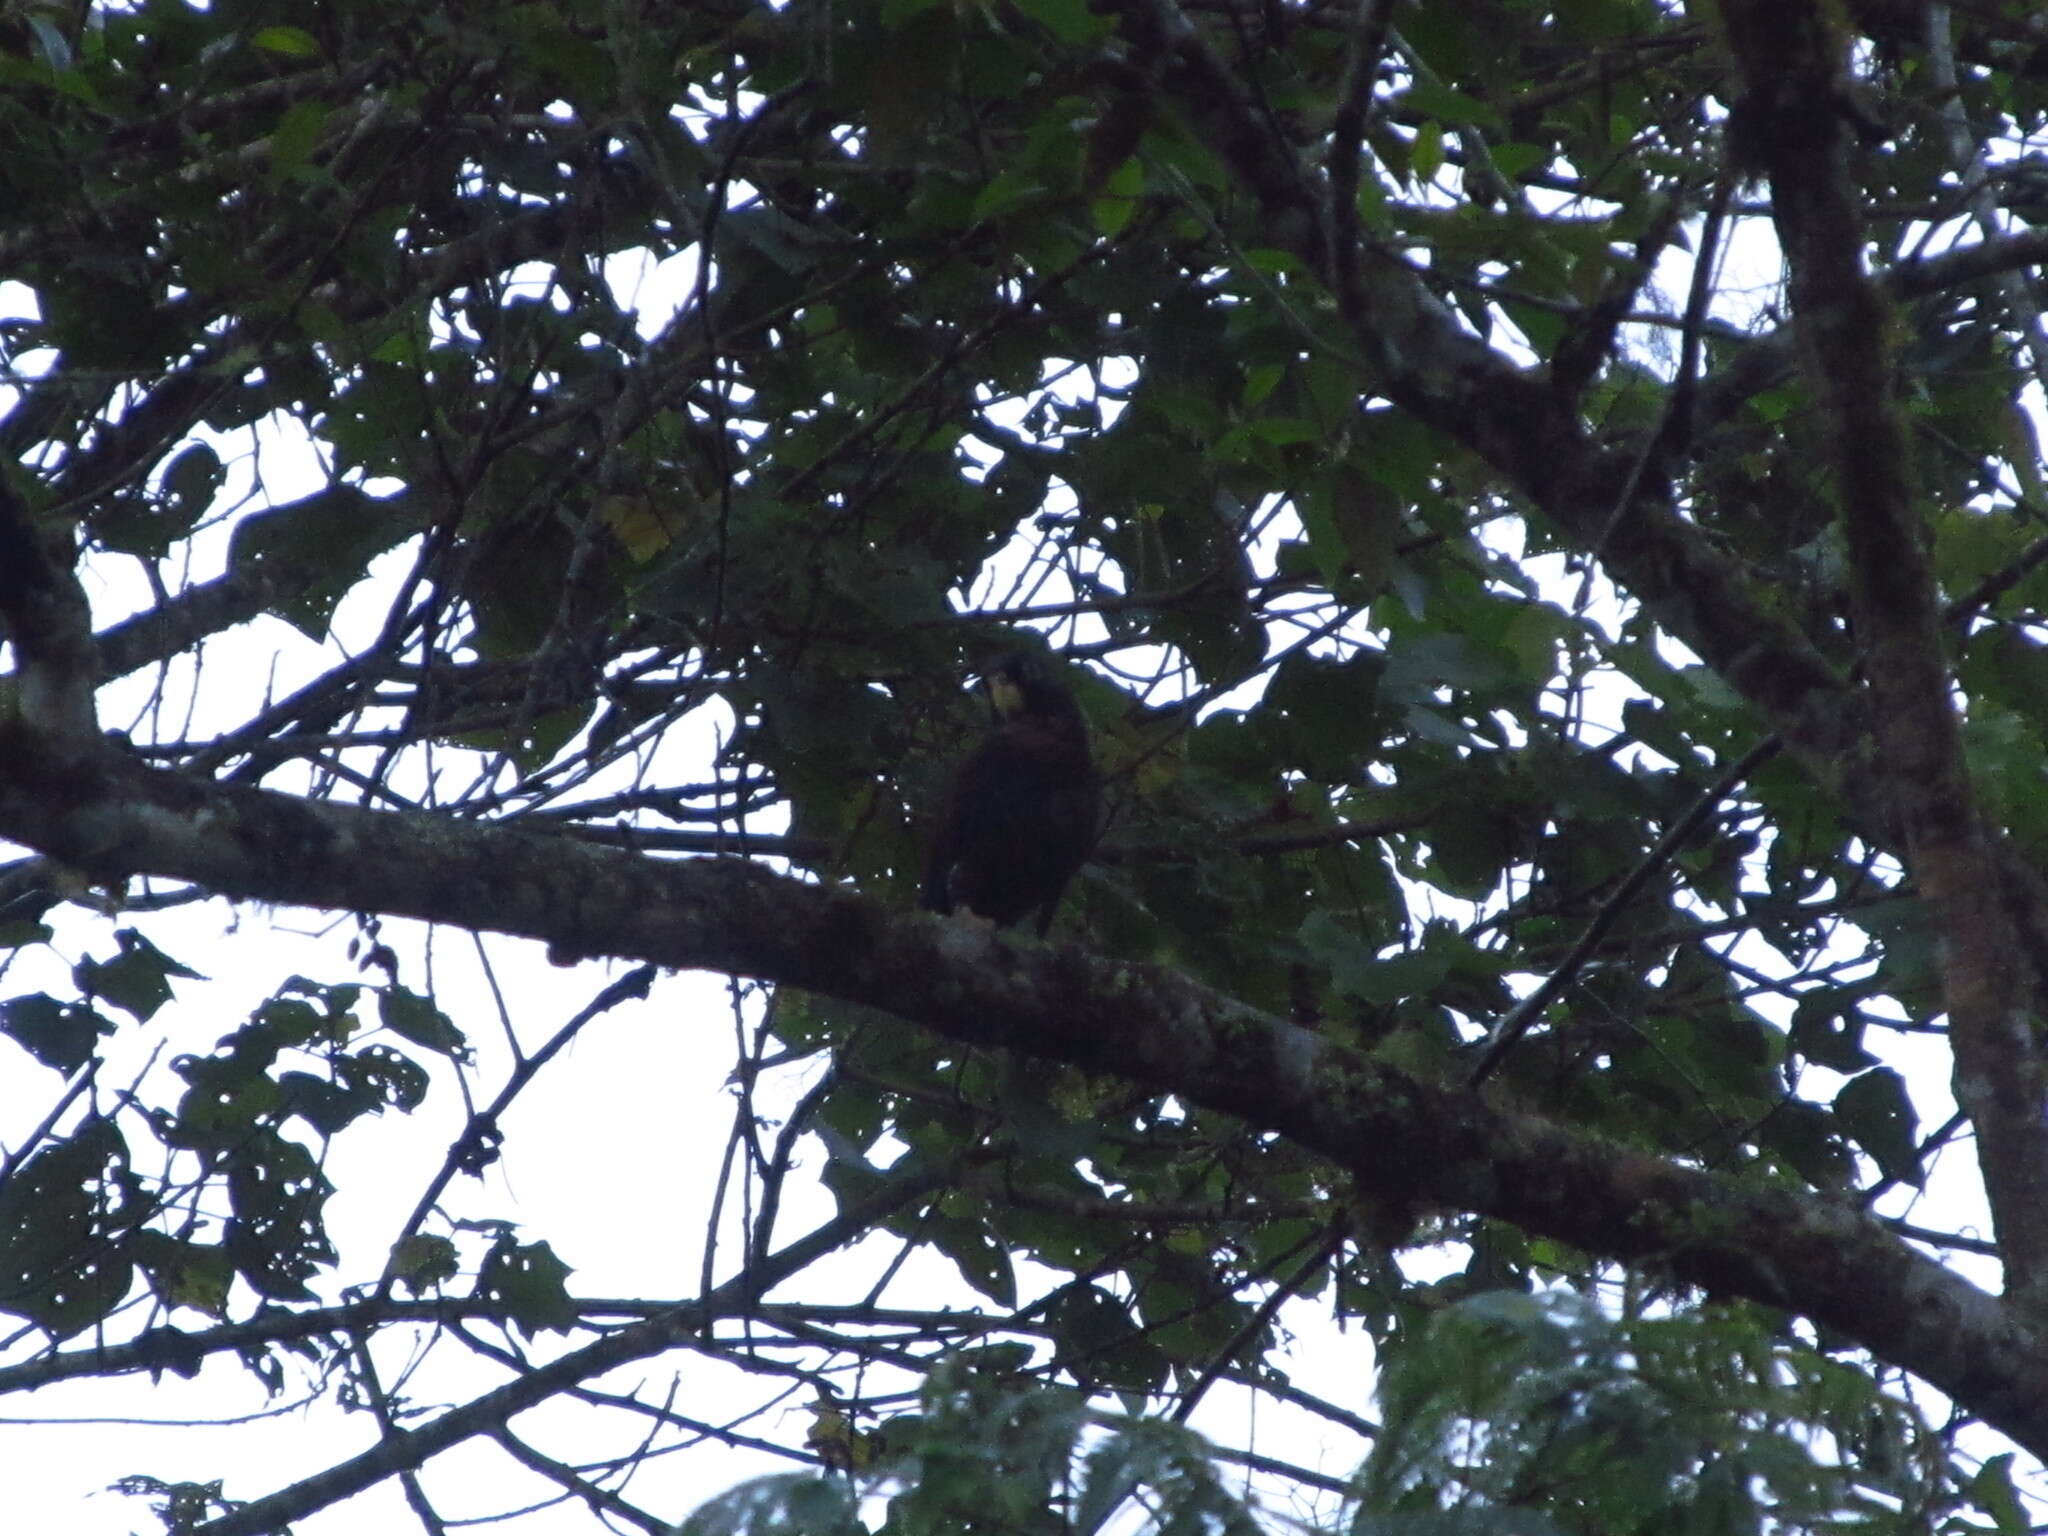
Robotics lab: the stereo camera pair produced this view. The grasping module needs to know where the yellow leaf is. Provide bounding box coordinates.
[599,495,676,563]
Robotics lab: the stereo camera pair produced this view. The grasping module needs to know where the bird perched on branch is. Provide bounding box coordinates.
[922,652,1099,935]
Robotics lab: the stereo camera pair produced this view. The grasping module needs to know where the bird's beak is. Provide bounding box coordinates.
[985,673,1026,718]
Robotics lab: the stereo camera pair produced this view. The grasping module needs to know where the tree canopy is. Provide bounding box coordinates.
[5,0,2048,1531]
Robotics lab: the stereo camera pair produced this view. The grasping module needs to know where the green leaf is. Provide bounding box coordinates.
[1411,121,1446,185]
[474,1237,579,1337]
[268,100,329,181]
[0,919,52,950]
[252,25,321,58]
[378,985,467,1058]
[1968,1454,2029,1536]
[1789,992,1876,1072]
[225,1131,336,1300]
[0,993,114,1074]
[971,169,1042,223]
[1402,83,1503,128]
[339,1042,430,1113]
[160,441,223,522]
[1092,154,1143,238]
[131,1231,234,1319]
[75,928,202,1023]
[1009,0,1104,44]
[386,1233,459,1296]
[678,1474,858,1536]
[1488,142,1545,179]
[0,1119,135,1335]
[920,1207,1019,1308]
[276,1070,372,1136]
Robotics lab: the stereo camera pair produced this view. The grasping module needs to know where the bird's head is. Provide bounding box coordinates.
[981,651,1080,723]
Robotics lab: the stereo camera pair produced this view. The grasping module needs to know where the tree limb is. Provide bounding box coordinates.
[1719,0,2048,1311]
[2,736,2043,1461]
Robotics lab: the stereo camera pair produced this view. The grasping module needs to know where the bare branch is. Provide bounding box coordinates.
[189,1164,953,1536]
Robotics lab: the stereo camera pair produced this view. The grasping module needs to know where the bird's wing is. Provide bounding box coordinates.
[921,739,998,911]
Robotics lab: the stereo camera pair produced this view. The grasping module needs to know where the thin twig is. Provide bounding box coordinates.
[1467,731,1783,1087]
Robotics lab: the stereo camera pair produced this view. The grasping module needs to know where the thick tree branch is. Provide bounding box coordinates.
[1720,0,2048,1310]
[4,739,2045,1459]
[0,476,99,759]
